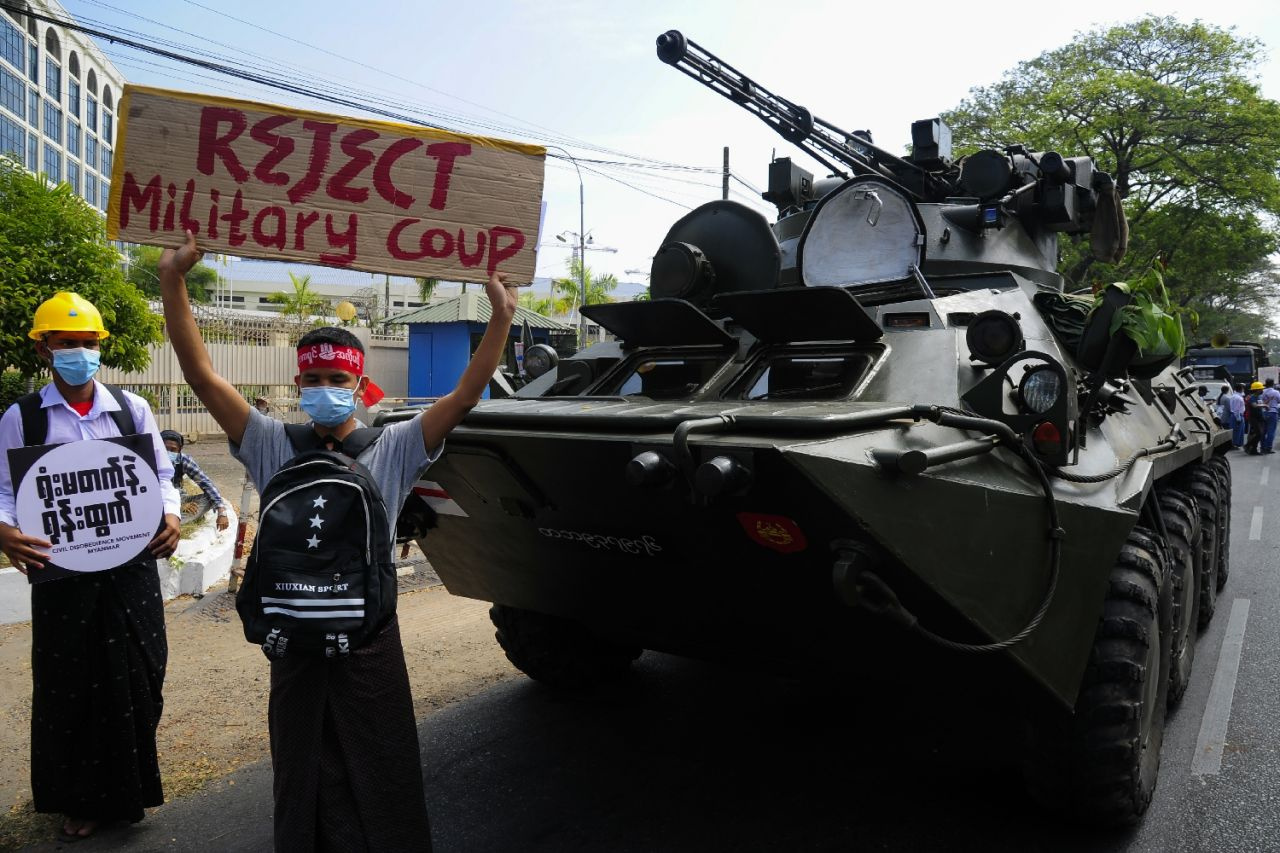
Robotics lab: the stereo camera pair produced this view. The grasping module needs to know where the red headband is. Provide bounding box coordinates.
[296,344,385,407]
[297,343,364,373]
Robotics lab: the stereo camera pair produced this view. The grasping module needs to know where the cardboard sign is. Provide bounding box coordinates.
[107,85,546,283]
[8,435,163,581]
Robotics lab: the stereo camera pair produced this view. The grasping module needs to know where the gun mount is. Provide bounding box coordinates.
[655,29,944,199]
[647,31,1127,301]
[654,29,1118,287]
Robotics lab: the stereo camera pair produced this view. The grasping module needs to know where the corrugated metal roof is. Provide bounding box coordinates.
[386,293,574,330]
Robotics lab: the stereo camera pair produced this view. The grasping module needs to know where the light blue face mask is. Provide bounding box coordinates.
[300,386,357,427]
[167,451,180,463]
[51,347,101,386]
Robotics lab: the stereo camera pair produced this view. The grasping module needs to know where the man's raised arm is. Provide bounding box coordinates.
[157,230,252,445]
[420,271,517,452]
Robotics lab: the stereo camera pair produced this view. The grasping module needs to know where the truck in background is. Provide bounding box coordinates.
[1182,340,1270,387]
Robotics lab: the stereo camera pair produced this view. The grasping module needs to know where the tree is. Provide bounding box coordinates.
[414,277,440,305]
[1127,204,1279,339]
[554,257,618,314]
[268,272,327,322]
[517,291,552,315]
[942,16,1280,330]
[126,243,215,302]
[0,156,160,375]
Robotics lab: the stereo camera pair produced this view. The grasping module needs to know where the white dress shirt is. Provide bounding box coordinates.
[0,381,180,528]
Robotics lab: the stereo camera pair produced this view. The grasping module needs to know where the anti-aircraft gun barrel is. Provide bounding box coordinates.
[655,29,943,200]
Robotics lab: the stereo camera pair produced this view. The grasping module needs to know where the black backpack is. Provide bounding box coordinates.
[236,424,396,659]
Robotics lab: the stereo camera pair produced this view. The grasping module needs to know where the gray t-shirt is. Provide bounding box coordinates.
[231,409,443,544]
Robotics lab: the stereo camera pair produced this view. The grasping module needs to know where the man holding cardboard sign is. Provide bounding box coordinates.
[0,292,181,842]
[159,227,518,852]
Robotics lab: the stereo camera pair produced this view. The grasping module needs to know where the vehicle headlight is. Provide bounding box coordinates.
[525,343,559,379]
[966,310,1024,366]
[1019,366,1062,414]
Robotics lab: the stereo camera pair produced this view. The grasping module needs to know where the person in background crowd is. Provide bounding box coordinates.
[1230,384,1247,449]
[1245,381,1267,455]
[160,429,230,531]
[254,396,272,416]
[1261,378,1280,455]
[1215,383,1233,434]
[0,293,180,842]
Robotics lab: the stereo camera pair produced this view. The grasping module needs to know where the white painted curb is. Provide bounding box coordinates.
[0,506,238,625]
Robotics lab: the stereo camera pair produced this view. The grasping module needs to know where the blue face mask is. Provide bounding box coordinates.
[300,386,357,427]
[167,451,180,463]
[51,347,101,386]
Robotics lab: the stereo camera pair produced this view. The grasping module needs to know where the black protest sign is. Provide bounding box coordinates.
[8,435,163,583]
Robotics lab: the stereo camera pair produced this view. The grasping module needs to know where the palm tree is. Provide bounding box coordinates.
[267,272,326,323]
[518,291,551,315]
[554,257,618,317]
[415,277,440,304]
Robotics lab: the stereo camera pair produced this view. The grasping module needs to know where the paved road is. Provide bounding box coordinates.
[21,452,1279,852]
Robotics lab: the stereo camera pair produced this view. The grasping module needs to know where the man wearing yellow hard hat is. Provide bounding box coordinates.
[0,292,180,842]
[1245,380,1267,455]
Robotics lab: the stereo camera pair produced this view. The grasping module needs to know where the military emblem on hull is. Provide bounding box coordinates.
[737,513,807,554]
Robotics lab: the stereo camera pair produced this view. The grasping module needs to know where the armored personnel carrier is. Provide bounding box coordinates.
[408,31,1232,824]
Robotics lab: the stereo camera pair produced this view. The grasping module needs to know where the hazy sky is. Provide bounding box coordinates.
[60,0,1280,294]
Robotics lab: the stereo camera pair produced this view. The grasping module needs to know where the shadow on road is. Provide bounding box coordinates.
[424,653,1142,853]
[23,651,1150,852]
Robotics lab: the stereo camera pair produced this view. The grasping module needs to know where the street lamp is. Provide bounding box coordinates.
[548,146,588,347]
[557,229,595,343]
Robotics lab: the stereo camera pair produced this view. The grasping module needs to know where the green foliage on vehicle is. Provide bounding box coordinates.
[1104,265,1186,358]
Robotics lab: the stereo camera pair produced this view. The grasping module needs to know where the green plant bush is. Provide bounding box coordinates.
[0,370,30,411]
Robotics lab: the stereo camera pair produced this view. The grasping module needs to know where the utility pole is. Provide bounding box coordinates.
[722,146,729,200]
[577,176,587,347]
[554,229,617,345]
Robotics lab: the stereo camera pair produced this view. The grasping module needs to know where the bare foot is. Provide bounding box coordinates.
[60,816,98,839]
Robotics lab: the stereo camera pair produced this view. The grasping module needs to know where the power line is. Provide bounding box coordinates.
[10,2,466,129]
[69,0,708,172]
[173,0,683,168]
[577,163,692,210]
[21,1,746,216]
[59,0,735,199]
[730,172,764,196]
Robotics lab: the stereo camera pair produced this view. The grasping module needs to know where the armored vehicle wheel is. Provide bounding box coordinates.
[1158,491,1200,707]
[490,605,643,689]
[1178,463,1225,623]
[1204,456,1232,592]
[1026,526,1172,825]
[1206,452,1232,488]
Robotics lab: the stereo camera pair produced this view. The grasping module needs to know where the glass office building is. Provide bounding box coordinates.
[1,1,125,212]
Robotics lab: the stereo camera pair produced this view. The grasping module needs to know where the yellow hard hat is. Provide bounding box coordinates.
[28,292,110,340]
[1251,381,1264,391]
